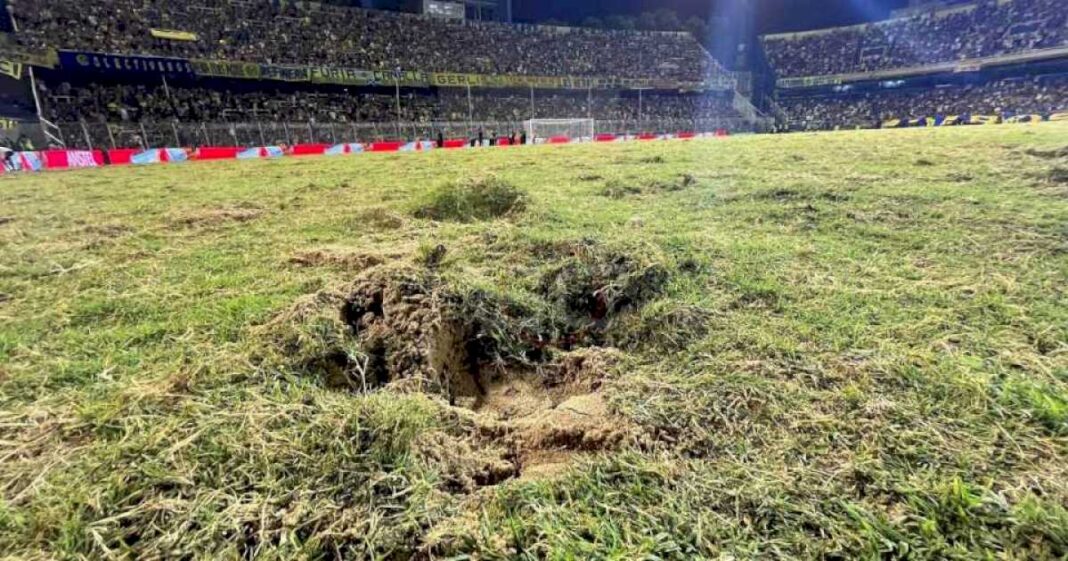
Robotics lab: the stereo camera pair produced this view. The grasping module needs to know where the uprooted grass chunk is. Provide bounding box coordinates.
[264,239,673,400]
[606,301,713,351]
[537,244,671,322]
[413,177,527,222]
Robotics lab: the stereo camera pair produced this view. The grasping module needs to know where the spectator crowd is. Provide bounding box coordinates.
[12,0,729,84]
[780,75,1068,130]
[763,0,1066,78]
[38,78,743,128]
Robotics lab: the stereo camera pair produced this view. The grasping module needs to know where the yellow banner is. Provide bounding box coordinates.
[0,45,57,68]
[1050,112,1068,122]
[967,115,999,125]
[150,29,199,42]
[0,60,21,79]
[0,117,19,129]
[939,115,960,126]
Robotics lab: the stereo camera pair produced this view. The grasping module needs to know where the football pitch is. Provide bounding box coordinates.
[1,124,1066,559]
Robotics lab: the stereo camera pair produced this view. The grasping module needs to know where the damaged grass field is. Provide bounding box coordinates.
[1,124,1067,560]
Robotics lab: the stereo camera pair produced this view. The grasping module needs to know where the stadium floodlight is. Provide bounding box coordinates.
[524,118,595,143]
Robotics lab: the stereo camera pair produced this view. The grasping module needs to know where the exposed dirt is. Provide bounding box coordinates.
[288,248,388,270]
[171,205,264,227]
[270,258,656,484]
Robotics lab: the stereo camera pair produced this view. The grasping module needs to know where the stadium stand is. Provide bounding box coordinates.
[780,75,1068,131]
[760,0,1068,132]
[762,0,1066,78]
[35,75,745,148]
[3,0,762,148]
[12,0,727,82]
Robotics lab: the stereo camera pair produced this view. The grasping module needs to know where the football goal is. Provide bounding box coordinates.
[524,119,595,143]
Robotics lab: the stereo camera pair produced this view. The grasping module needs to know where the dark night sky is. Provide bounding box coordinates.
[512,0,911,35]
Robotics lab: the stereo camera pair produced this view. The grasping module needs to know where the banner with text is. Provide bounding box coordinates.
[64,52,721,91]
[60,51,194,76]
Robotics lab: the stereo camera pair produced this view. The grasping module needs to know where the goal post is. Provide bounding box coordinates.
[524,118,595,143]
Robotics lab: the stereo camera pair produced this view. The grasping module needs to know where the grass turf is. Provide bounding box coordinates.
[1,124,1066,560]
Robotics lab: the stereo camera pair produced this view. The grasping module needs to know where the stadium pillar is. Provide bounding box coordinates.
[80,121,93,150]
[394,76,402,140]
[106,124,116,149]
[467,84,473,125]
[257,121,266,146]
[172,122,181,147]
[529,86,535,120]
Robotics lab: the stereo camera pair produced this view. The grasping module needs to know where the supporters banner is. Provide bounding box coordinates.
[260,64,312,82]
[0,117,20,130]
[191,59,262,80]
[0,60,21,80]
[60,51,194,76]
[150,29,199,42]
[372,70,431,88]
[777,75,843,89]
[309,67,377,86]
[187,59,704,90]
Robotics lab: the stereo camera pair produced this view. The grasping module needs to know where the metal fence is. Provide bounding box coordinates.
[53,118,758,150]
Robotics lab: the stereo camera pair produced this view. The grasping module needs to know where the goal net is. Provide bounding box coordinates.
[524,118,595,143]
